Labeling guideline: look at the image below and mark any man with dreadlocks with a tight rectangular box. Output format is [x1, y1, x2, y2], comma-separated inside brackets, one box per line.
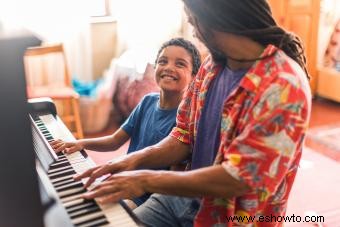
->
[73, 1, 312, 226]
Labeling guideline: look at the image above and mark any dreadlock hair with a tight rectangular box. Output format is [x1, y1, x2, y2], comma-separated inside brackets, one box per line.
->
[155, 37, 201, 76]
[183, 0, 310, 79]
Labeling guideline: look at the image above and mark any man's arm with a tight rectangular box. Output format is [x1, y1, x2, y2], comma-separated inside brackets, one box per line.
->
[145, 165, 250, 198]
[76, 135, 191, 187]
[131, 135, 191, 169]
[82, 164, 250, 202]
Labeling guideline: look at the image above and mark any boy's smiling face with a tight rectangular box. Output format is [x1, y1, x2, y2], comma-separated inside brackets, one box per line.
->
[155, 45, 193, 93]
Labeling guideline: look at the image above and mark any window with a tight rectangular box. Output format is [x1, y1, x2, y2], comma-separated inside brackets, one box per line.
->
[89, 0, 109, 17]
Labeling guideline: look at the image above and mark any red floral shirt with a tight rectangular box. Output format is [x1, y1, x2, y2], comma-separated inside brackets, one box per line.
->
[170, 45, 311, 226]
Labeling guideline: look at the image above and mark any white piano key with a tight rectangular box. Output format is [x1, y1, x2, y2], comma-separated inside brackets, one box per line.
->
[58, 187, 85, 198]
[53, 178, 75, 188]
[37, 114, 139, 226]
[50, 160, 70, 167]
[51, 175, 74, 184]
[48, 165, 73, 174]
[71, 210, 104, 226]
[55, 156, 68, 161]
[100, 203, 138, 227]
[63, 198, 86, 208]
[69, 205, 100, 219]
[60, 193, 84, 204]
[66, 201, 95, 213]
[40, 115, 74, 141]
[48, 168, 75, 178]
[76, 217, 108, 227]
[55, 181, 83, 191]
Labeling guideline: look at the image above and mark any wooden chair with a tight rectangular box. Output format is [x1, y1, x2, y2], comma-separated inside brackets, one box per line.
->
[24, 44, 83, 139]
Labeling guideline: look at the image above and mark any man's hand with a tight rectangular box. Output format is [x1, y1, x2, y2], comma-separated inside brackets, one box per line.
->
[50, 139, 84, 154]
[82, 170, 154, 204]
[74, 156, 136, 188]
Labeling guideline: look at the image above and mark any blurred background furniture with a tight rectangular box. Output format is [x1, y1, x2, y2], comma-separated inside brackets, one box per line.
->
[268, 0, 320, 94]
[317, 19, 340, 102]
[24, 44, 83, 139]
[317, 67, 340, 102]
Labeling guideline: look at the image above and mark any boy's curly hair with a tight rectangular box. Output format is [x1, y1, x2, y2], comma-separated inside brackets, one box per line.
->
[155, 37, 201, 76]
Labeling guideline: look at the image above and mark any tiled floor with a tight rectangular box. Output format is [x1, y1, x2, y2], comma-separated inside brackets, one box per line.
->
[85, 97, 340, 226]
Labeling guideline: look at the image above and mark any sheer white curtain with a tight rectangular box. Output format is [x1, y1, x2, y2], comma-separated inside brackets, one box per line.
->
[111, 0, 183, 61]
[0, 0, 93, 81]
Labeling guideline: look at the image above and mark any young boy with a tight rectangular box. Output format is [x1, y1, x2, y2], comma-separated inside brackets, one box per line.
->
[51, 37, 201, 207]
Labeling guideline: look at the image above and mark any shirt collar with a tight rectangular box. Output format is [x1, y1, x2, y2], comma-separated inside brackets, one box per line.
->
[204, 44, 279, 93]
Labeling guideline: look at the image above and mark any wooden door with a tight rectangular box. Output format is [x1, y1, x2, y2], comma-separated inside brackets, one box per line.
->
[268, 0, 320, 94]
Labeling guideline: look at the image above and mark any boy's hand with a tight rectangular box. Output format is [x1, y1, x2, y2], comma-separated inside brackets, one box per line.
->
[50, 139, 84, 154]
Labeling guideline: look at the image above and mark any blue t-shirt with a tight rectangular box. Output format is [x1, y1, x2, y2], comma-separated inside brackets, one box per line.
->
[121, 92, 178, 205]
[122, 93, 178, 153]
[191, 67, 247, 170]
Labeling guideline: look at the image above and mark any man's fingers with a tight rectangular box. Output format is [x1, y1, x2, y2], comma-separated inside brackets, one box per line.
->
[97, 192, 123, 204]
[84, 165, 112, 188]
[73, 167, 99, 181]
[83, 185, 117, 199]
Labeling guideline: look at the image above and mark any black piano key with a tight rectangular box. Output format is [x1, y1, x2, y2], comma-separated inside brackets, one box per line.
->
[56, 154, 67, 158]
[64, 198, 90, 209]
[69, 205, 101, 219]
[53, 177, 77, 188]
[48, 166, 74, 175]
[49, 168, 74, 178]
[66, 200, 97, 213]
[45, 136, 53, 141]
[50, 160, 71, 169]
[54, 157, 68, 162]
[72, 212, 107, 227]
[51, 157, 70, 162]
[49, 173, 76, 183]
[76, 217, 109, 227]
[49, 169, 74, 178]
[32, 115, 113, 226]
[53, 157, 68, 162]
[59, 187, 87, 199]
[59, 186, 86, 197]
[57, 154, 68, 159]
[50, 174, 74, 183]
[48, 165, 73, 174]
[48, 168, 75, 181]
[77, 217, 109, 227]
[49, 169, 76, 180]
[55, 181, 83, 192]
